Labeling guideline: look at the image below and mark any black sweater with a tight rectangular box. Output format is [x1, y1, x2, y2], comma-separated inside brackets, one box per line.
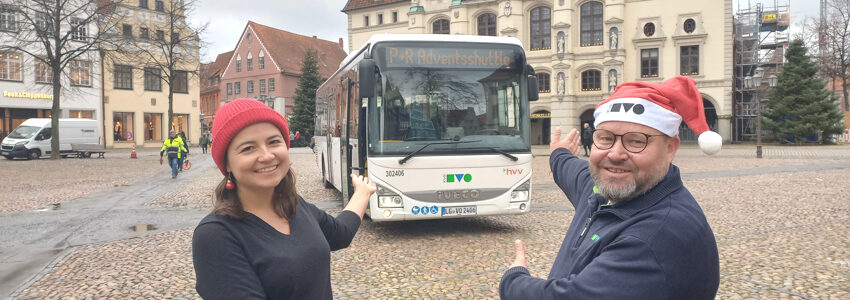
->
[192, 197, 361, 299]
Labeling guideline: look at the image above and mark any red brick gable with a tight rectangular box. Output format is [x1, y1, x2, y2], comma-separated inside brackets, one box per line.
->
[342, 0, 407, 12]
[248, 21, 346, 78]
[209, 51, 233, 77]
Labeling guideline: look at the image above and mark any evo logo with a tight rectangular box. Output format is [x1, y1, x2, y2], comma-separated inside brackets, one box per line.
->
[607, 103, 645, 115]
[444, 173, 472, 183]
[503, 168, 523, 175]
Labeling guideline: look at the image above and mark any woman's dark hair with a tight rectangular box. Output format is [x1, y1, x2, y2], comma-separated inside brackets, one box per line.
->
[213, 167, 299, 220]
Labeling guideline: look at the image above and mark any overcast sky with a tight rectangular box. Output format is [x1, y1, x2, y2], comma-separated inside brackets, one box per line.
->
[191, 0, 819, 63]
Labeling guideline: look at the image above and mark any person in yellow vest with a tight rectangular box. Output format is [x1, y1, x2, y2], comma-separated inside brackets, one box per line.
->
[160, 130, 187, 179]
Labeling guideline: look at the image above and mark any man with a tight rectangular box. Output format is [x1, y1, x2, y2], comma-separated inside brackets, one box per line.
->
[160, 130, 187, 179]
[199, 130, 211, 154]
[499, 76, 722, 299]
[176, 131, 189, 172]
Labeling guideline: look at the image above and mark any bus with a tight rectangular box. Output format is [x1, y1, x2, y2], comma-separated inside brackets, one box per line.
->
[314, 34, 539, 221]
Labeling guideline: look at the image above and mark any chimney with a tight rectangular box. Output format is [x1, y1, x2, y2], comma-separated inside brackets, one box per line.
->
[312, 35, 317, 38]
[338, 38, 343, 48]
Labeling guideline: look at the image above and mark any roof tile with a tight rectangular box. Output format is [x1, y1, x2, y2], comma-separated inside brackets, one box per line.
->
[342, 0, 407, 12]
[248, 21, 346, 78]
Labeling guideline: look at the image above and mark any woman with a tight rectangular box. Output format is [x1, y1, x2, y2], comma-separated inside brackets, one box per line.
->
[192, 98, 376, 299]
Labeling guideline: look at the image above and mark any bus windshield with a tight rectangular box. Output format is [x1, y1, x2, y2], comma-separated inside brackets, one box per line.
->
[369, 42, 529, 156]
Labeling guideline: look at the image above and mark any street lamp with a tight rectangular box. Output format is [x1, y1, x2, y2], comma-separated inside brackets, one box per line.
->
[744, 67, 777, 158]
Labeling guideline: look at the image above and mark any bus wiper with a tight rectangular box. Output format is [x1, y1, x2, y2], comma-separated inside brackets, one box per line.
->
[463, 147, 519, 161]
[398, 140, 480, 165]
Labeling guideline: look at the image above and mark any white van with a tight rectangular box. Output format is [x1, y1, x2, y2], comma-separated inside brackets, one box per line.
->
[1, 118, 100, 160]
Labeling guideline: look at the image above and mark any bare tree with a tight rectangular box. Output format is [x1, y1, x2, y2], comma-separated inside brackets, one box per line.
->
[109, 0, 206, 129]
[0, 0, 123, 159]
[806, 0, 850, 111]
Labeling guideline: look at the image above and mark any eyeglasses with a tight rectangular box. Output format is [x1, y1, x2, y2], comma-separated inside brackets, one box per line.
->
[592, 129, 667, 153]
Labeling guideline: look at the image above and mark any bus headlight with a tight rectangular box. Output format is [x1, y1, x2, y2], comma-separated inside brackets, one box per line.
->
[377, 184, 404, 208]
[510, 179, 531, 202]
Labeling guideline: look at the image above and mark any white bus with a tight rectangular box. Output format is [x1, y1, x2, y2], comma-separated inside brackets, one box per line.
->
[314, 34, 539, 221]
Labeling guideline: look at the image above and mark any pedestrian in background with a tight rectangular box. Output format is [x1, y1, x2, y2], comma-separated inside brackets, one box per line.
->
[177, 131, 189, 172]
[192, 98, 376, 299]
[199, 130, 211, 154]
[159, 130, 186, 179]
[500, 76, 722, 299]
[580, 122, 593, 157]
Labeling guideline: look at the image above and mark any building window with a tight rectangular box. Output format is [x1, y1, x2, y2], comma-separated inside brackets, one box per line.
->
[260, 79, 266, 94]
[144, 113, 162, 141]
[155, 0, 164, 11]
[680, 45, 699, 75]
[139, 0, 148, 9]
[70, 110, 94, 119]
[378, 13, 383, 25]
[113, 112, 135, 141]
[71, 18, 87, 41]
[641, 48, 659, 78]
[392, 11, 398, 23]
[684, 19, 696, 33]
[144, 67, 162, 91]
[171, 32, 179, 44]
[433, 19, 450, 34]
[247, 52, 253, 71]
[268, 78, 275, 91]
[259, 51, 264, 69]
[36, 12, 52, 36]
[70, 60, 91, 86]
[0, 5, 18, 32]
[580, 2, 603, 46]
[236, 55, 241, 72]
[234, 82, 241, 94]
[140, 27, 149, 39]
[643, 23, 656, 37]
[35, 59, 52, 84]
[0, 52, 22, 81]
[172, 114, 189, 137]
[226, 82, 232, 95]
[173, 70, 188, 93]
[247, 80, 254, 93]
[536, 72, 550, 93]
[530, 7, 551, 50]
[581, 70, 602, 91]
[364, 15, 369, 27]
[155, 30, 164, 41]
[122, 24, 132, 38]
[477, 13, 496, 36]
[114, 65, 133, 89]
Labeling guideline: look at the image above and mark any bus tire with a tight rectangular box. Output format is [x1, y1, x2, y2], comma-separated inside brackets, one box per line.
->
[28, 150, 41, 160]
[322, 161, 333, 189]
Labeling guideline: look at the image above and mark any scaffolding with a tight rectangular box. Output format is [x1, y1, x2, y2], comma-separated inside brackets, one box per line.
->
[733, 0, 790, 142]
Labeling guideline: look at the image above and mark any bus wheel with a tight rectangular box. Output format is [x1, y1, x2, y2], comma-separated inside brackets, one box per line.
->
[322, 161, 333, 188]
[28, 150, 41, 160]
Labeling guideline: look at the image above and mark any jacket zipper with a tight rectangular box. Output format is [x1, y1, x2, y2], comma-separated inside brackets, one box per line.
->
[574, 216, 593, 248]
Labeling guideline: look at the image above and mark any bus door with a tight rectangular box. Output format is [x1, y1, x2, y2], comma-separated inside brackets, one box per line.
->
[341, 78, 360, 204]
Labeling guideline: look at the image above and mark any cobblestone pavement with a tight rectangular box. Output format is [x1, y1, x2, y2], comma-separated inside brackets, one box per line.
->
[8, 144, 850, 299]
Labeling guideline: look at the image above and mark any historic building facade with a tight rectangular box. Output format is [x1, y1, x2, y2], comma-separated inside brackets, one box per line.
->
[217, 21, 347, 119]
[343, 0, 733, 144]
[102, 0, 201, 148]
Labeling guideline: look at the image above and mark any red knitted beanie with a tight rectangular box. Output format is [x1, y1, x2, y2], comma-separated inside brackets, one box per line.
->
[211, 98, 290, 175]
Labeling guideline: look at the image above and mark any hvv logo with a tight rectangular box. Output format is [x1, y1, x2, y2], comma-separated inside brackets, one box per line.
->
[443, 173, 472, 183]
[503, 168, 523, 175]
[608, 103, 645, 115]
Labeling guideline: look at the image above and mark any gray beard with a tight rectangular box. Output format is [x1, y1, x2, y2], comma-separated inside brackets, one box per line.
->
[590, 166, 667, 204]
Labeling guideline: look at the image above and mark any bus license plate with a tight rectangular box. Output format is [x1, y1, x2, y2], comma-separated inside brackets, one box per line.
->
[442, 206, 477, 217]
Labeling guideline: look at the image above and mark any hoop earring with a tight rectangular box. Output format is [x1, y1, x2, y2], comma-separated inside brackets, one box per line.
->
[225, 173, 235, 190]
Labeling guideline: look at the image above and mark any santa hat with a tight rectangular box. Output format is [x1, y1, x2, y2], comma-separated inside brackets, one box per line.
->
[593, 76, 722, 155]
[211, 98, 290, 175]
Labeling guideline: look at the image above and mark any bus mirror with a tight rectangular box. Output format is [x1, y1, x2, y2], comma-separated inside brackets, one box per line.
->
[527, 75, 539, 101]
[359, 59, 376, 98]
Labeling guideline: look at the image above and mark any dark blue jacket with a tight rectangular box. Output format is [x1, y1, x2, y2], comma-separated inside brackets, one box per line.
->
[500, 148, 719, 299]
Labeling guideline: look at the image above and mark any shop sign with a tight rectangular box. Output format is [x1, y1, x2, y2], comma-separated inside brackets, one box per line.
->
[530, 112, 551, 119]
[3, 91, 53, 100]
